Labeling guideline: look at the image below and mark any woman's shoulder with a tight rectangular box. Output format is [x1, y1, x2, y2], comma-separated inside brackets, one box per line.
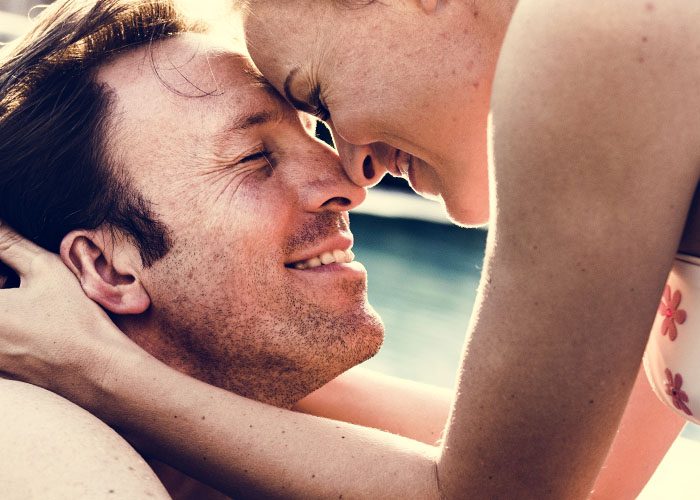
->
[513, 0, 700, 40]
[510, 0, 700, 86]
[498, 0, 700, 178]
[0, 378, 169, 499]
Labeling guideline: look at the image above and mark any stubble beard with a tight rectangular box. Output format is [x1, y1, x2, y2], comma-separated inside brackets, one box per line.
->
[147, 272, 384, 409]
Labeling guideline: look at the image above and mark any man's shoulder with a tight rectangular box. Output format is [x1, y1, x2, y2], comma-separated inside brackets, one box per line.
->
[0, 379, 169, 499]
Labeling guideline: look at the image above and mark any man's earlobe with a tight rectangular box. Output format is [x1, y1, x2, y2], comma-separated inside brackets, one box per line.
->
[59, 231, 151, 315]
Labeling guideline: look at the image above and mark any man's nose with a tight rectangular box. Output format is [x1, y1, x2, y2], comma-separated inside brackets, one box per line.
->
[333, 133, 388, 189]
[300, 145, 367, 213]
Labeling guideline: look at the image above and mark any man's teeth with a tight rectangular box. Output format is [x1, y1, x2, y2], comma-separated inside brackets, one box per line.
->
[293, 249, 355, 270]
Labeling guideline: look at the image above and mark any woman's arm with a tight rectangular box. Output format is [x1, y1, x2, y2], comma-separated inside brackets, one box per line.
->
[92, 345, 443, 498]
[296, 365, 684, 497]
[436, 1, 700, 498]
[293, 367, 452, 446]
[590, 365, 686, 499]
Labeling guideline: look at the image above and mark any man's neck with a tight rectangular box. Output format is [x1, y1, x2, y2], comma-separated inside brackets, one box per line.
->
[115, 312, 315, 408]
[116, 314, 297, 498]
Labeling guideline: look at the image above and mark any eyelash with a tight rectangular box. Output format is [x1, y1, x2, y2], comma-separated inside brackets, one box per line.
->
[309, 84, 331, 122]
[241, 149, 269, 163]
[240, 148, 275, 175]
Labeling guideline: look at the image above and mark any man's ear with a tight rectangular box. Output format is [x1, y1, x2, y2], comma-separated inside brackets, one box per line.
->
[59, 229, 151, 315]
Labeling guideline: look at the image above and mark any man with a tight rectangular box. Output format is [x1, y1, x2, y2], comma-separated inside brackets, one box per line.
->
[0, 1, 679, 498]
[0, 0, 384, 496]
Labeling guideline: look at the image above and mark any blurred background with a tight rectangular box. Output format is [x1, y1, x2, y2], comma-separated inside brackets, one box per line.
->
[0, 1, 698, 497]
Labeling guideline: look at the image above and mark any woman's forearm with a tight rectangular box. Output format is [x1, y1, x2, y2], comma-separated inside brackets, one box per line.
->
[101, 346, 440, 499]
[436, 1, 700, 498]
[293, 367, 452, 446]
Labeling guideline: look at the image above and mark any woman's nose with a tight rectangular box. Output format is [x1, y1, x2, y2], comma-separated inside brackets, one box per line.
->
[333, 134, 388, 188]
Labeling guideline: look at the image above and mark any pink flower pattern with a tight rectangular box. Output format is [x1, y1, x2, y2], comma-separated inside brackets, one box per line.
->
[664, 368, 693, 416]
[658, 285, 687, 341]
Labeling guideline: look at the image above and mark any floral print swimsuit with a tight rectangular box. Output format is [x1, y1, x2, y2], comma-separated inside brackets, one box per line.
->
[644, 254, 700, 424]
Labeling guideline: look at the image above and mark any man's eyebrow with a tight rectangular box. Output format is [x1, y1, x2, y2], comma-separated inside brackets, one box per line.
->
[212, 67, 290, 147]
[283, 67, 315, 114]
[212, 106, 285, 156]
[219, 71, 287, 134]
[230, 108, 285, 131]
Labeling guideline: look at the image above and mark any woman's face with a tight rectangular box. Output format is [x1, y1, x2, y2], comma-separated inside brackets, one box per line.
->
[242, 0, 500, 225]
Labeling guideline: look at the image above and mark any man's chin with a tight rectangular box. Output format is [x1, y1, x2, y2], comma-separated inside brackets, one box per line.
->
[306, 306, 384, 385]
[337, 307, 385, 367]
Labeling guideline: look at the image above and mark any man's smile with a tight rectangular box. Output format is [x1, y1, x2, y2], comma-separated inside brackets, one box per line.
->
[284, 233, 366, 278]
[287, 248, 355, 270]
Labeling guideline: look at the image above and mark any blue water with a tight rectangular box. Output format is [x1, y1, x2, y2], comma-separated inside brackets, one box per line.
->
[350, 213, 486, 388]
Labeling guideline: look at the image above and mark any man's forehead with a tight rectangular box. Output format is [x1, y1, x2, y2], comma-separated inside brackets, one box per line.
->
[95, 32, 291, 143]
[96, 33, 259, 95]
[94, 32, 299, 173]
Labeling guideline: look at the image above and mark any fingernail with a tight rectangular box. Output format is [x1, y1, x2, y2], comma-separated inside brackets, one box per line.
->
[362, 156, 375, 179]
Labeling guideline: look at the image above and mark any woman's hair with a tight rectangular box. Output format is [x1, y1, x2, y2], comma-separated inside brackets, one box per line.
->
[0, 0, 203, 266]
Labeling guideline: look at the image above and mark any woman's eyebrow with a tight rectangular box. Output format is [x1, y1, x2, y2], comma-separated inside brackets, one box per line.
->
[283, 67, 316, 114]
[245, 67, 284, 99]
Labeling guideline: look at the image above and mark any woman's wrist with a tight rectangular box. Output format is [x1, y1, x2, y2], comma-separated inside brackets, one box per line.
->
[60, 322, 157, 421]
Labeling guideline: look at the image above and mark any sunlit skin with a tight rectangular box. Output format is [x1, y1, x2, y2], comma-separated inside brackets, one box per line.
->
[2, 1, 700, 498]
[239, 0, 700, 496]
[242, 0, 510, 225]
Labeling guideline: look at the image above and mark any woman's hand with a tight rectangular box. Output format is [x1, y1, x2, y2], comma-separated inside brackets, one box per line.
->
[0, 221, 141, 410]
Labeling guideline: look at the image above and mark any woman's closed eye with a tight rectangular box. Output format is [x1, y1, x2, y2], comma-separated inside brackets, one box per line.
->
[307, 84, 330, 122]
[283, 68, 331, 122]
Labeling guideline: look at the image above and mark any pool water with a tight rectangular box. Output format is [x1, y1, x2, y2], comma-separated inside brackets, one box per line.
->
[350, 213, 485, 388]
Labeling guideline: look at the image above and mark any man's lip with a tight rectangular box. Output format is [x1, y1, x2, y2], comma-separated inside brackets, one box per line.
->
[284, 234, 354, 266]
[288, 261, 367, 275]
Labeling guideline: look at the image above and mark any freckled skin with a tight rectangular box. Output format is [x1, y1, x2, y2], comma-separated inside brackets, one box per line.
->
[97, 35, 384, 409]
[243, 0, 511, 224]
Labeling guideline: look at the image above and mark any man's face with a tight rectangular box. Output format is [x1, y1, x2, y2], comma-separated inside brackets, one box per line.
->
[97, 34, 383, 407]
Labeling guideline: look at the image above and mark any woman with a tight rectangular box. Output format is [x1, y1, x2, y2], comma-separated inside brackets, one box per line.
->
[0, 0, 697, 497]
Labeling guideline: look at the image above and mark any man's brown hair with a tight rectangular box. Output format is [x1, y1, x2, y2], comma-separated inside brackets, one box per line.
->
[0, 0, 203, 277]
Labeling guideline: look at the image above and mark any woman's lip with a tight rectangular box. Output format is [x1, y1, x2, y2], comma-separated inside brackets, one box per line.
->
[407, 161, 418, 190]
[391, 149, 412, 178]
[405, 157, 440, 197]
[387, 150, 402, 176]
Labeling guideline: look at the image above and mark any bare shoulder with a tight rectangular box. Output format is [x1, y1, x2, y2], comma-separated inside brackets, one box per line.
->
[0, 379, 169, 499]
[503, 0, 700, 145]
[492, 0, 700, 240]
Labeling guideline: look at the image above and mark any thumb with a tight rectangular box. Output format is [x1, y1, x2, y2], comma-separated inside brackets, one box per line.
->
[0, 220, 45, 279]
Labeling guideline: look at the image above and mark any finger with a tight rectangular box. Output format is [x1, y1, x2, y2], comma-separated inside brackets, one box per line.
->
[0, 220, 44, 278]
